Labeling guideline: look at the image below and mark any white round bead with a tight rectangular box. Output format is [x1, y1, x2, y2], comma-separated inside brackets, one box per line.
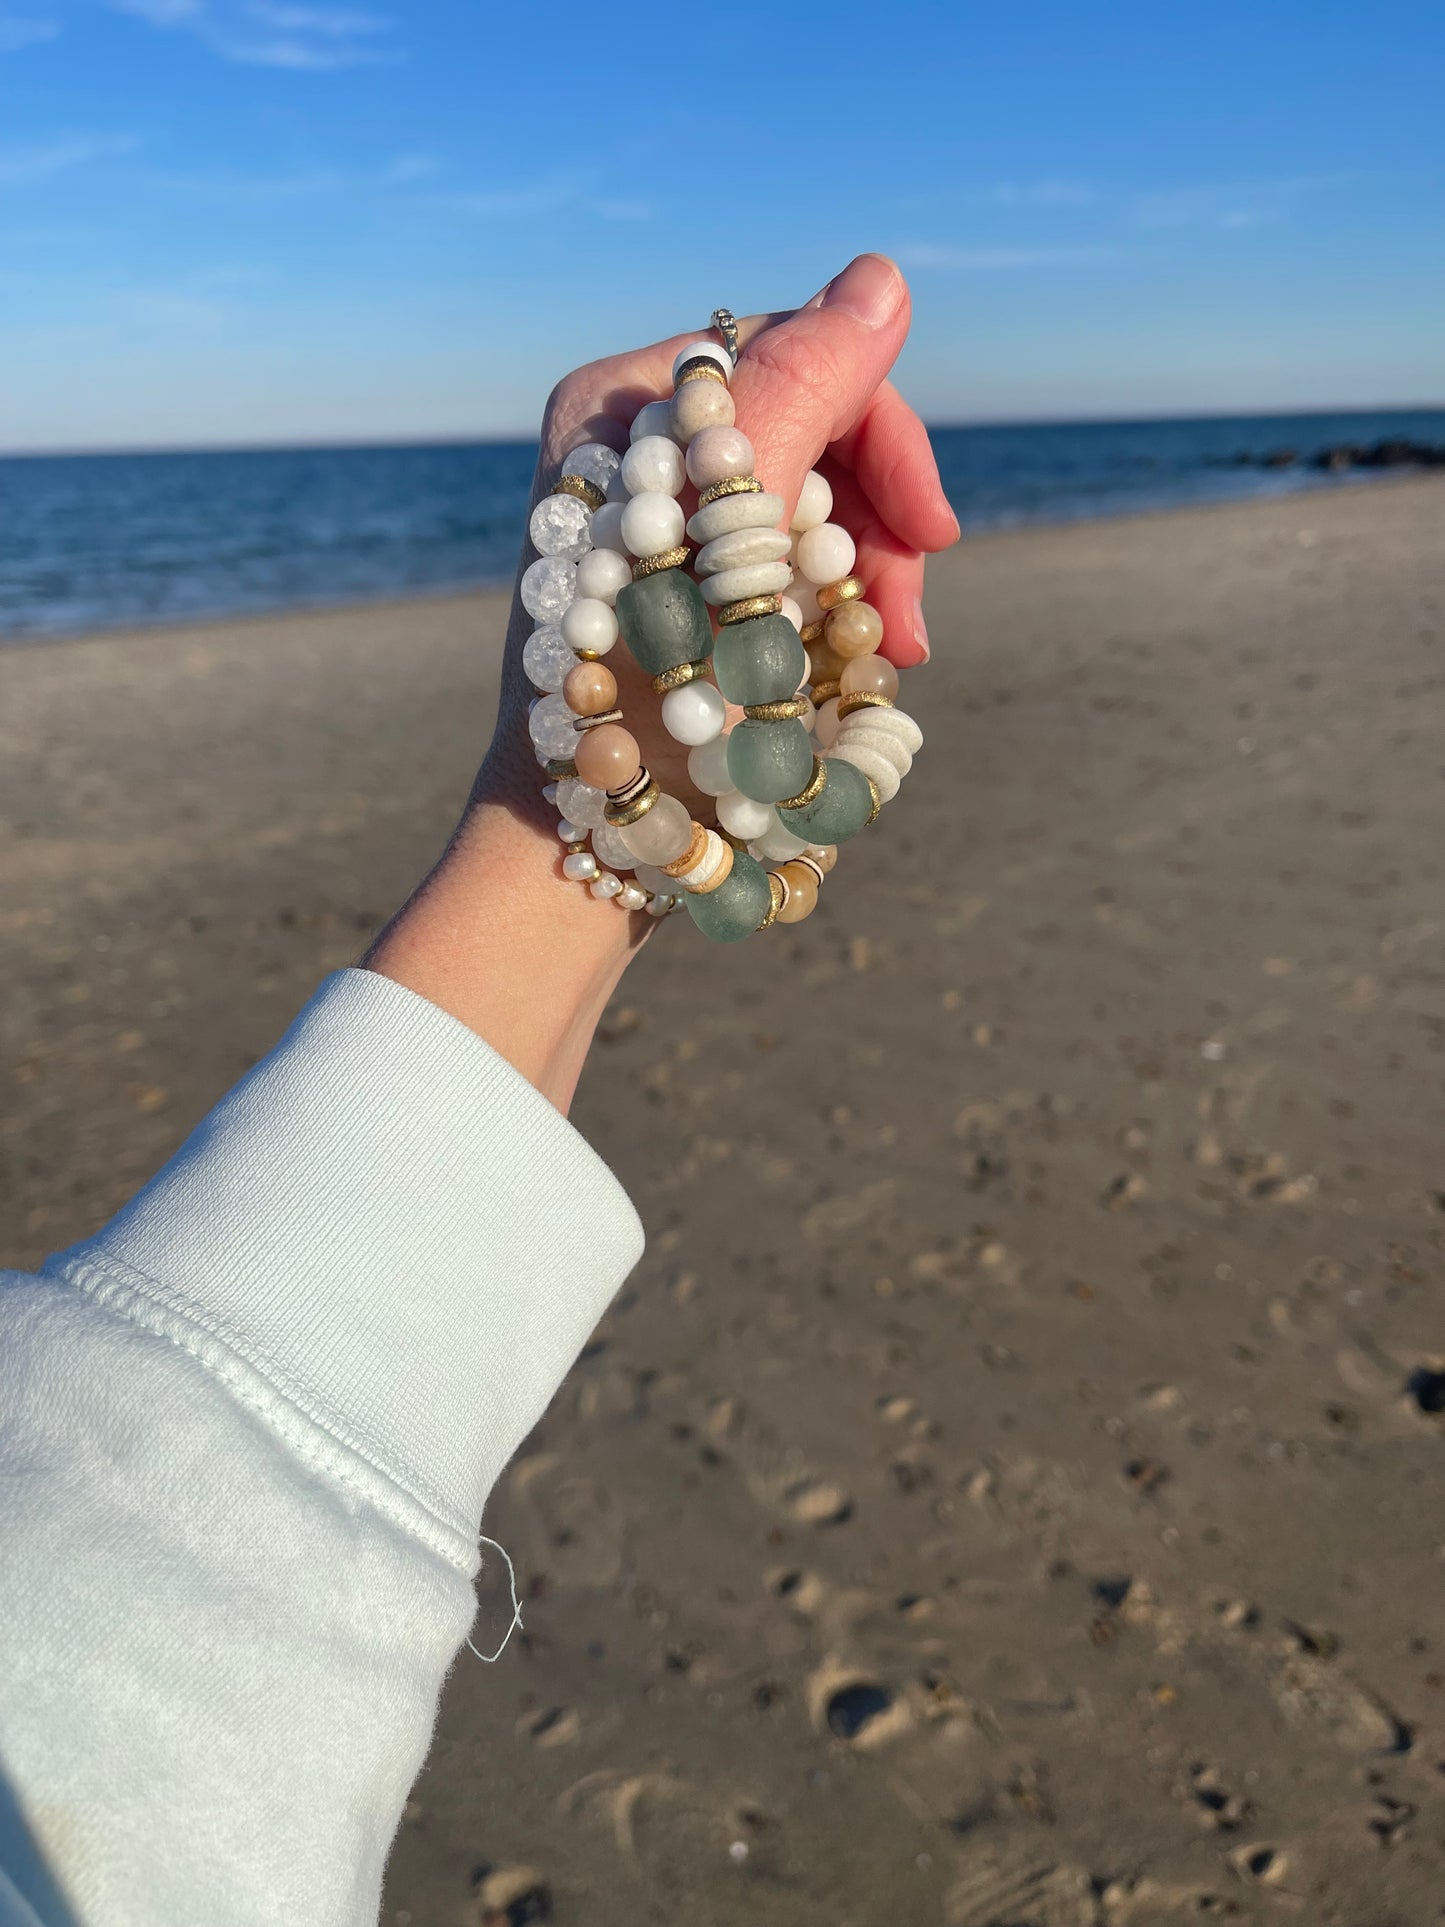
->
[671, 339, 732, 384]
[751, 817, 810, 862]
[796, 695, 818, 733]
[631, 398, 684, 445]
[574, 547, 632, 606]
[562, 850, 598, 882]
[520, 555, 576, 622]
[699, 560, 792, 606]
[560, 596, 618, 656]
[687, 735, 734, 796]
[797, 522, 856, 585]
[556, 817, 581, 843]
[621, 435, 686, 499]
[529, 493, 592, 560]
[792, 580, 824, 624]
[589, 502, 630, 555]
[618, 881, 648, 912]
[521, 623, 574, 692]
[814, 697, 842, 748]
[686, 492, 786, 546]
[604, 464, 630, 504]
[630, 862, 673, 896]
[560, 442, 622, 491]
[556, 776, 608, 829]
[589, 822, 635, 871]
[832, 741, 900, 802]
[527, 692, 578, 760]
[660, 680, 727, 746]
[780, 596, 804, 632]
[790, 470, 834, 532]
[590, 871, 624, 899]
[620, 491, 686, 559]
[715, 790, 775, 840]
[694, 526, 792, 577]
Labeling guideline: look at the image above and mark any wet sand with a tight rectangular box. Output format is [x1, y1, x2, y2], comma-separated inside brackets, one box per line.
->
[3, 478, 1444, 1924]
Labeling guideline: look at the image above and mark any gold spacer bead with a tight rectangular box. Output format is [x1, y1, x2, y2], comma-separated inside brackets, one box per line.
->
[687, 838, 735, 895]
[661, 821, 709, 877]
[836, 691, 897, 721]
[631, 545, 691, 580]
[674, 358, 727, 388]
[863, 775, 883, 826]
[799, 620, 826, 645]
[777, 756, 828, 813]
[553, 473, 605, 511]
[743, 696, 811, 722]
[574, 646, 603, 662]
[697, 474, 762, 508]
[757, 872, 785, 931]
[810, 679, 842, 706]
[564, 841, 588, 856]
[817, 575, 866, 611]
[544, 757, 577, 780]
[651, 658, 712, 694]
[604, 780, 660, 827]
[573, 707, 625, 732]
[718, 593, 783, 626]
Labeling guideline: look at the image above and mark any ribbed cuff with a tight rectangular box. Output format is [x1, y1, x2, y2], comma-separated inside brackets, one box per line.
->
[45, 970, 643, 1553]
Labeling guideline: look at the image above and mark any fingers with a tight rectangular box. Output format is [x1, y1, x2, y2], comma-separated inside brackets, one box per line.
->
[832, 381, 959, 556]
[820, 461, 929, 669]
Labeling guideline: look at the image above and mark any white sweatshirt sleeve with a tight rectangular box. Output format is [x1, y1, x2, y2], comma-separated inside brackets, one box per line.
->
[0, 968, 644, 1927]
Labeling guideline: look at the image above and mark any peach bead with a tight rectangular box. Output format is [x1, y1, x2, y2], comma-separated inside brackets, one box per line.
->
[776, 862, 819, 924]
[824, 599, 884, 660]
[685, 424, 756, 491]
[563, 661, 618, 717]
[839, 653, 900, 699]
[574, 722, 641, 791]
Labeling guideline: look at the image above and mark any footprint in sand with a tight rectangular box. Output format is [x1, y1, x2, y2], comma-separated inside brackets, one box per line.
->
[944, 1842, 1097, 1927]
[466, 1863, 551, 1926]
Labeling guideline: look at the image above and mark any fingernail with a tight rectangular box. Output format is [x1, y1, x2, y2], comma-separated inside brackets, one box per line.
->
[822, 253, 904, 328]
[912, 597, 930, 661]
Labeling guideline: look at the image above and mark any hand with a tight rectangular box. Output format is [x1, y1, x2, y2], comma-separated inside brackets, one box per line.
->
[368, 256, 956, 1112]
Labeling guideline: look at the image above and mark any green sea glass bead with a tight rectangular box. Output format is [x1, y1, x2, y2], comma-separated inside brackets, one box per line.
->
[616, 568, 714, 678]
[711, 614, 807, 705]
[685, 849, 772, 942]
[725, 718, 815, 804]
[778, 755, 875, 844]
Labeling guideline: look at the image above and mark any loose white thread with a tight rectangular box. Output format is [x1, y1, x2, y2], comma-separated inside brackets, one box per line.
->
[467, 1534, 524, 1663]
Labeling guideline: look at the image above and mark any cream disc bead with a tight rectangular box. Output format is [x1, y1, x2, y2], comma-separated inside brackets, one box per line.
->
[790, 470, 833, 533]
[797, 522, 856, 586]
[590, 872, 624, 899]
[562, 850, 598, 882]
[670, 379, 735, 441]
[661, 680, 727, 746]
[621, 434, 687, 499]
[832, 741, 901, 802]
[837, 722, 912, 776]
[630, 398, 684, 446]
[619, 791, 694, 866]
[715, 790, 775, 840]
[694, 526, 792, 578]
[574, 547, 632, 606]
[699, 560, 792, 606]
[560, 596, 619, 656]
[672, 339, 733, 384]
[589, 501, 630, 555]
[687, 734, 734, 796]
[686, 425, 756, 491]
[686, 491, 785, 546]
[853, 706, 924, 755]
[620, 491, 686, 559]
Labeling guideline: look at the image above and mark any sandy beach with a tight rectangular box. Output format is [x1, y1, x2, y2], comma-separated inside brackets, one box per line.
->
[3, 477, 1444, 1924]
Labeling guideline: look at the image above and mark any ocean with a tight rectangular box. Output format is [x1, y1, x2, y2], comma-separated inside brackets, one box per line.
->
[1, 408, 1441, 641]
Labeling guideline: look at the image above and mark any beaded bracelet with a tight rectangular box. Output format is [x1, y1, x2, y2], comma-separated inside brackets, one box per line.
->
[521, 315, 924, 940]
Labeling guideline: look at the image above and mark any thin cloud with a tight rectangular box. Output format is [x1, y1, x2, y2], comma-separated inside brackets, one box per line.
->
[0, 134, 138, 186]
[976, 180, 1096, 208]
[382, 151, 439, 185]
[104, 0, 401, 68]
[1132, 171, 1365, 230]
[0, 13, 60, 50]
[894, 242, 1118, 270]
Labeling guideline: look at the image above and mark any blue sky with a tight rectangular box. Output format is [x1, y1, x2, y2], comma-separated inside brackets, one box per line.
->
[1, 0, 1441, 449]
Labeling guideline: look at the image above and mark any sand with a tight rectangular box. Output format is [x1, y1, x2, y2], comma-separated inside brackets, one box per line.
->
[3, 477, 1444, 1925]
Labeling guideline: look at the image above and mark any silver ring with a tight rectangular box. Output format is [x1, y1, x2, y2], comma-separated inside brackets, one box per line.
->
[710, 307, 739, 365]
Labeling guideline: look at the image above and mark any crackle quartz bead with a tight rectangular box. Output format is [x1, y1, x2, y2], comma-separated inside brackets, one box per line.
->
[615, 567, 713, 677]
[561, 596, 618, 656]
[686, 491, 786, 546]
[589, 821, 635, 871]
[778, 755, 875, 844]
[827, 600, 885, 661]
[562, 850, 598, 882]
[671, 378, 734, 441]
[520, 555, 576, 623]
[528, 692, 579, 761]
[712, 614, 807, 705]
[687, 734, 734, 797]
[685, 849, 771, 943]
[574, 722, 641, 791]
[590, 872, 624, 900]
[715, 789, 775, 840]
[840, 652, 899, 698]
[560, 442, 623, 492]
[776, 861, 820, 923]
[619, 792, 693, 866]
[631, 398, 684, 446]
[575, 547, 631, 606]
[563, 660, 617, 716]
[522, 624, 575, 692]
[672, 340, 733, 383]
[727, 718, 814, 804]
[661, 679, 727, 746]
[529, 493, 592, 561]
[686, 425, 756, 492]
[621, 435, 687, 499]
[790, 470, 833, 533]
[701, 560, 793, 606]
[556, 776, 608, 829]
[797, 522, 856, 585]
[618, 881, 648, 912]
[695, 526, 792, 578]
[620, 491, 686, 559]
[589, 502, 630, 555]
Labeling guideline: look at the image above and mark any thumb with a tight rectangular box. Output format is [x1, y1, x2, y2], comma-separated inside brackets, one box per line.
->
[730, 254, 910, 519]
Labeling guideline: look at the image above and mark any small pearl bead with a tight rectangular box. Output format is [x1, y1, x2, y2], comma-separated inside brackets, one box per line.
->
[589, 502, 630, 555]
[686, 425, 755, 491]
[672, 340, 733, 384]
[630, 399, 682, 445]
[590, 872, 625, 900]
[840, 652, 899, 699]
[645, 892, 673, 917]
[621, 435, 687, 499]
[790, 470, 834, 532]
[574, 722, 640, 790]
[620, 491, 685, 559]
[825, 599, 884, 661]
[574, 547, 632, 607]
[562, 851, 598, 882]
[715, 790, 774, 840]
[618, 881, 648, 912]
[780, 596, 804, 632]
[670, 379, 734, 441]
[561, 596, 619, 656]
[687, 734, 734, 796]
[797, 522, 856, 585]
[814, 697, 843, 748]
[555, 816, 581, 843]
[563, 660, 618, 716]
[661, 680, 727, 746]
[542, 782, 559, 805]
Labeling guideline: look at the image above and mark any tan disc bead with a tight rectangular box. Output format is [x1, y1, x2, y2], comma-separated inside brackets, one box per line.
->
[824, 599, 885, 661]
[671, 378, 735, 441]
[775, 862, 820, 924]
[839, 653, 900, 700]
[562, 660, 618, 717]
[574, 721, 641, 791]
